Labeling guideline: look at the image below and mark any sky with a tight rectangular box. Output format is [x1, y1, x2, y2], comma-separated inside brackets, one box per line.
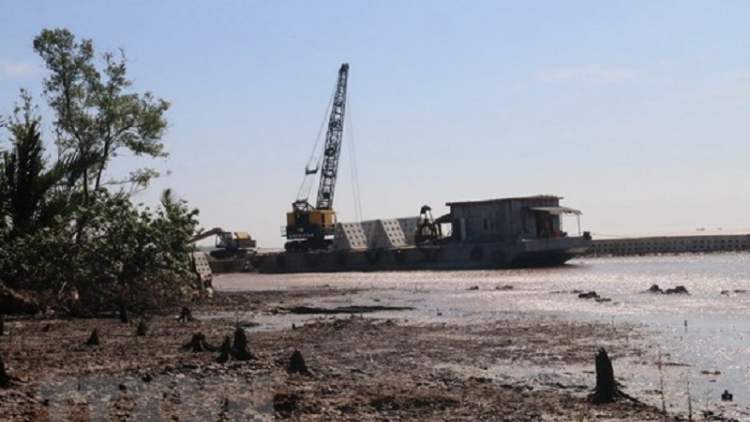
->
[2, 1, 750, 248]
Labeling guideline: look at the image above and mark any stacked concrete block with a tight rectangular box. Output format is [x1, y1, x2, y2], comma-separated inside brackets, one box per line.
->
[370, 219, 408, 249]
[397, 217, 419, 245]
[333, 222, 368, 250]
[333, 217, 420, 250]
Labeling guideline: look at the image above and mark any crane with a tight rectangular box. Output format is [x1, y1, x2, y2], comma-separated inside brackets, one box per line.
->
[284, 63, 349, 252]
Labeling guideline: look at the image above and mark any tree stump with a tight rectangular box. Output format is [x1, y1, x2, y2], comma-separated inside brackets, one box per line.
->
[86, 328, 100, 346]
[589, 348, 617, 403]
[180, 333, 217, 352]
[0, 355, 18, 388]
[216, 336, 232, 363]
[136, 321, 148, 337]
[118, 304, 129, 323]
[287, 350, 311, 376]
[178, 306, 196, 322]
[588, 347, 639, 404]
[231, 327, 256, 361]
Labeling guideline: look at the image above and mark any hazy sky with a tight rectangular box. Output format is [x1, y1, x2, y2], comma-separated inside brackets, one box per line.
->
[2, 1, 750, 248]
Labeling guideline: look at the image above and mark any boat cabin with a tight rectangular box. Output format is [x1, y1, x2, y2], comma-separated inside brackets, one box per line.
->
[445, 195, 581, 243]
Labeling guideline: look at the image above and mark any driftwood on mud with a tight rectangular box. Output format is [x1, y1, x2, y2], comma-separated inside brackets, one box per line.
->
[86, 328, 100, 346]
[287, 349, 312, 376]
[178, 306, 196, 322]
[181, 332, 217, 352]
[287, 305, 413, 315]
[588, 348, 640, 404]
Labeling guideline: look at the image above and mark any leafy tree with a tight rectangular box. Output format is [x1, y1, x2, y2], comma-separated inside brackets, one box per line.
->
[32, 28, 170, 199]
[0, 92, 87, 238]
[0, 28, 201, 315]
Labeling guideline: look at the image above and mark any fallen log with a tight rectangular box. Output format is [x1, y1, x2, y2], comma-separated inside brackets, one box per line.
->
[181, 332, 217, 352]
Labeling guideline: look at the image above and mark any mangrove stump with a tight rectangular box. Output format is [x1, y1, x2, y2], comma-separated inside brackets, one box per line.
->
[287, 349, 311, 376]
[216, 336, 232, 363]
[588, 347, 639, 404]
[136, 321, 148, 337]
[86, 328, 100, 346]
[118, 304, 129, 323]
[181, 332, 217, 352]
[0, 355, 18, 388]
[178, 306, 196, 322]
[231, 327, 256, 361]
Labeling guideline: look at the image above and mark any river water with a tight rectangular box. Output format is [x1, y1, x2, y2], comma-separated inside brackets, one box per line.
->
[215, 252, 750, 419]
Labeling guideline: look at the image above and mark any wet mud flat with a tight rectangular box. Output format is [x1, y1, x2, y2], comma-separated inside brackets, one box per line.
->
[0, 288, 672, 421]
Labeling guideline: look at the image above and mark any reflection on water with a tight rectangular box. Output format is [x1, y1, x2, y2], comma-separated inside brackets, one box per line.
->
[215, 253, 750, 417]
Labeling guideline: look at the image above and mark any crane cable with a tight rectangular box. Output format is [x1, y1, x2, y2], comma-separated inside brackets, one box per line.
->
[295, 80, 338, 203]
[346, 92, 363, 222]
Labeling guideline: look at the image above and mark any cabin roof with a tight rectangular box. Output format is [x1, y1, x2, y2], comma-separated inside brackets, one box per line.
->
[446, 195, 562, 207]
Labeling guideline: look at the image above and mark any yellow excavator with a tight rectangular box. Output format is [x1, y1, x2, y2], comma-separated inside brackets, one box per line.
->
[188, 227, 257, 260]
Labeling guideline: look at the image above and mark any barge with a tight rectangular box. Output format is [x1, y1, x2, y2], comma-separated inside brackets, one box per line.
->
[256, 195, 591, 273]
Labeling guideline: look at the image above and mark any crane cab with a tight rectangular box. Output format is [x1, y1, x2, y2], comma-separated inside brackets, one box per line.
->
[284, 208, 336, 251]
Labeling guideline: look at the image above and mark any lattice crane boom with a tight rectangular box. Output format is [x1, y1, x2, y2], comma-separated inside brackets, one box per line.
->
[315, 63, 349, 210]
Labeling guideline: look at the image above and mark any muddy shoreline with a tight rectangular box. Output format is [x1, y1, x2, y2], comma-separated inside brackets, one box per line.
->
[0, 288, 672, 421]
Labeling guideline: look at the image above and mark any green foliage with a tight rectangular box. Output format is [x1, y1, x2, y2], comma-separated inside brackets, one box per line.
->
[0, 188, 199, 312]
[33, 28, 170, 194]
[0, 28, 200, 315]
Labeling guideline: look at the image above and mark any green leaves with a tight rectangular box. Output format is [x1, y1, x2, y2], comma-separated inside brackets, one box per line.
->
[33, 28, 170, 193]
[0, 28, 198, 315]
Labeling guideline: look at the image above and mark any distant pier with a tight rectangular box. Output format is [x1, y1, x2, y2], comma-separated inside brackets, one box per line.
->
[586, 233, 750, 257]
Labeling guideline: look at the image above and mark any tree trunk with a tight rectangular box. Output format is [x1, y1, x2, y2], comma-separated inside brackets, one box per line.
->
[0, 313, 4, 336]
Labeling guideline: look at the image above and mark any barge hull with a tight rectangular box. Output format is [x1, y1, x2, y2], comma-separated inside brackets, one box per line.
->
[256, 237, 590, 273]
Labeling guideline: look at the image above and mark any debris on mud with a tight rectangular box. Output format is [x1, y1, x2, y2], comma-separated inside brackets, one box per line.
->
[286, 305, 413, 315]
